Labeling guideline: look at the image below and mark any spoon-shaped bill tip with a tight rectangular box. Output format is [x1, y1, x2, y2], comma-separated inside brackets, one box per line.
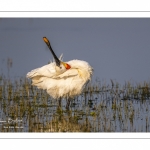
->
[43, 37, 50, 46]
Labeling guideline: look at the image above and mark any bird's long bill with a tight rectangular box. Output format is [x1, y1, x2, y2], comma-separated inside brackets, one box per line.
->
[43, 37, 61, 67]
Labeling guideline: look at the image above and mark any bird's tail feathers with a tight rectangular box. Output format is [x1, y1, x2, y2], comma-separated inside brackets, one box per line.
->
[26, 68, 40, 78]
[31, 76, 49, 90]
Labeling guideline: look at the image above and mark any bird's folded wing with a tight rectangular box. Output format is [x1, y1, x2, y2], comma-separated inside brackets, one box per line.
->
[54, 69, 78, 79]
[27, 63, 56, 78]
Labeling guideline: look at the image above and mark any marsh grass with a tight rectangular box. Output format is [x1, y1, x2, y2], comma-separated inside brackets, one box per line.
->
[0, 75, 150, 132]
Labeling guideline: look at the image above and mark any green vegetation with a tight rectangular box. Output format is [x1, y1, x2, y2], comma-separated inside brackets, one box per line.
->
[0, 75, 150, 132]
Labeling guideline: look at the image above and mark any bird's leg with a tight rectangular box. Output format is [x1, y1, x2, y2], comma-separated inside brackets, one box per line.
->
[56, 99, 63, 122]
[58, 97, 62, 108]
[66, 98, 71, 110]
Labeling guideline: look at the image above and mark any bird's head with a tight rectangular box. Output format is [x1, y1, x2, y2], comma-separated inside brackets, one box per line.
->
[43, 37, 71, 71]
[54, 61, 71, 73]
[61, 62, 71, 70]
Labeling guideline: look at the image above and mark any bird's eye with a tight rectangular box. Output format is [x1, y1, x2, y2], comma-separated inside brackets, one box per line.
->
[60, 66, 62, 69]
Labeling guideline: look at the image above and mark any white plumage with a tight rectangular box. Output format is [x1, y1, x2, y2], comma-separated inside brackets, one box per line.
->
[26, 37, 93, 100]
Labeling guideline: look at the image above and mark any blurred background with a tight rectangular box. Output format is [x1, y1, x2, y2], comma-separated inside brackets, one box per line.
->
[0, 18, 150, 84]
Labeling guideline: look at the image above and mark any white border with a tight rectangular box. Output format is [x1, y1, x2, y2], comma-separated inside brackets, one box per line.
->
[0, 133, 150, 139]
[0, 12, 150, 18]
[0, 0, 150, 11]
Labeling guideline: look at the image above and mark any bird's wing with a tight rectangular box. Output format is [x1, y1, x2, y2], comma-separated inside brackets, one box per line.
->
[27, 63, 56, 78]
[54, 69, 78, 79]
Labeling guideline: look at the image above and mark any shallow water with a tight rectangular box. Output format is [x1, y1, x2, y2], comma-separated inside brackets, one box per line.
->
[0, 77, 150, 132]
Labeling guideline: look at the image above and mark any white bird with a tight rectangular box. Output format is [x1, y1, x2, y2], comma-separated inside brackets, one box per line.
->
[27, 37, 93, 108]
